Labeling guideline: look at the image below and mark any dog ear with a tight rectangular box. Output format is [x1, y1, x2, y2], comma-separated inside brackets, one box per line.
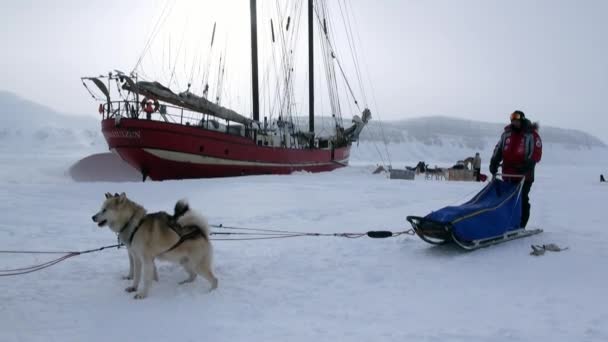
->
[105, 192, 112, 199]
[118, 192, 126, 203]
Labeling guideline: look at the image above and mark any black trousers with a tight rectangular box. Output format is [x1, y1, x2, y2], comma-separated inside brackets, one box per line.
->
[520, 181, 533, 228]
[474, 167, 481, 181]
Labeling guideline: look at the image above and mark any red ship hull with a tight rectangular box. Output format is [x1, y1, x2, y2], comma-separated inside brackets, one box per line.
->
[101, 119, 351, 180]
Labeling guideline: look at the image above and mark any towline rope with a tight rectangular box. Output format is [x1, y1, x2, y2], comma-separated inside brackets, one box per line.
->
[0, 225, 414, 276]
[0, 244, 122, 277]
[209, 224, 415, 240]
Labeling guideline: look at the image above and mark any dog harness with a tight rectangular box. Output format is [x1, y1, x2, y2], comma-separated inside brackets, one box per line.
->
[118, 212, 206, 251]
[164, 225, 206, 253]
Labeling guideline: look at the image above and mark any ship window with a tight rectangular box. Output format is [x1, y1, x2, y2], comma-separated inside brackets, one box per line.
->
[224, 149, 229, 155]
[199, 146, 205, 152]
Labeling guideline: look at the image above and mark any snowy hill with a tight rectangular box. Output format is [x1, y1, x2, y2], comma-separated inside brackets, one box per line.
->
[0, 91, 108, 183]
[0, 90, 105, 152]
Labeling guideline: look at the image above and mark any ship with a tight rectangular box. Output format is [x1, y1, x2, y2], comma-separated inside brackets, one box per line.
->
[82, 0, 371, 181]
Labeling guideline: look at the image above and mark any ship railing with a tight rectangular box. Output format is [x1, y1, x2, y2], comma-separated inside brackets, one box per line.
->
[100, 100, 248, 137]
[99, 101, 316, 148]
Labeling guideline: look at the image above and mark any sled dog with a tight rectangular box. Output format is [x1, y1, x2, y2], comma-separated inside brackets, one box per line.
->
[92, 193, 218, 299]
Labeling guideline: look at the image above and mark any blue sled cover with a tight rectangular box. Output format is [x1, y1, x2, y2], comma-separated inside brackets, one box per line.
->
[425, 179, 523, 241]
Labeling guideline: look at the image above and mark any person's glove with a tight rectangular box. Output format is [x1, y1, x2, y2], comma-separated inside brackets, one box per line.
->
[489, 162, 498, 176]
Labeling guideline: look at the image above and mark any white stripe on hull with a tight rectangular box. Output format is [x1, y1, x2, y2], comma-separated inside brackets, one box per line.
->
[143, 148, 349, 168]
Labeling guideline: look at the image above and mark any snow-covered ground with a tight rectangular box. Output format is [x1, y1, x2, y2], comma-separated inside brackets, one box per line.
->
[1, 136, 607, 342]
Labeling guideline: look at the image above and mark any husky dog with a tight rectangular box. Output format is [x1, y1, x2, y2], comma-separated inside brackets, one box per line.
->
[92, 193, 218, 299]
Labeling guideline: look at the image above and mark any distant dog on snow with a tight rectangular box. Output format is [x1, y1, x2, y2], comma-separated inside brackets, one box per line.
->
[92, 193, 217, 299]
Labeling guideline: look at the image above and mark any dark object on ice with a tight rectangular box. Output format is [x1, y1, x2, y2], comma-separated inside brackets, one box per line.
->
[406, 177, 542, 250]
[406, 161, 426, 173]
[601, 174, 606, 182]
[530, 243, 569, 256]
[372, 165, 387, 174]
[530, 244, 546, 256]
[473, 152, 482, 181]
[451, 162, 465, 170]
[389, 168, 415, 180]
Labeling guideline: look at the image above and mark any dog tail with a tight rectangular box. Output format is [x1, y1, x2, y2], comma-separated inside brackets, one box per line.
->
[173, 200, 190, 220]
[174, 200, 210, 240]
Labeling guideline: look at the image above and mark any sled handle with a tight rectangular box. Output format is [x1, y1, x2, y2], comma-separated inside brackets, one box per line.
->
[494, 163, 526, 180]
[497, 173, 525, 178]
[494, 173, 526, 183]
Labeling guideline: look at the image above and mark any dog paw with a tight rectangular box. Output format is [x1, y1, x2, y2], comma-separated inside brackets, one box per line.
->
[134, 293, 147, 300]
[178, 279, 194, 285]
[125, 286, 137, 293]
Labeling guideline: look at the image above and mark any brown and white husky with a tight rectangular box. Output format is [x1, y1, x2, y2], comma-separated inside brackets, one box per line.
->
[92, 193, 217, 299]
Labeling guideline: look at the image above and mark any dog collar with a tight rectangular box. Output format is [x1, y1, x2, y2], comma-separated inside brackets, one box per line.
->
[117, 213, 144, 246]
[127, 218, 144, 245]
[117, 215, 135, 235]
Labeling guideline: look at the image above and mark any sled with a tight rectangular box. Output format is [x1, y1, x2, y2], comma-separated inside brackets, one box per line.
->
[406, 176, 542, 250]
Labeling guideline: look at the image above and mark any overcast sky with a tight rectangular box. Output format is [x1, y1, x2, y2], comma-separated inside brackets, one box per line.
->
[1, 0, 607, 141]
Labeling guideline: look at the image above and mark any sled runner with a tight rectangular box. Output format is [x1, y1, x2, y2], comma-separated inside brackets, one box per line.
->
[406, 176, 542, 250]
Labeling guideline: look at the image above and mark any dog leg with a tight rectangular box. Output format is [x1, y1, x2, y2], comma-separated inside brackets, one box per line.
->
[123, 251, 134, 280]
[153, 261, 159, 282]
[179, 260, 197, 285]
[125, 257, 141, 293]
[195, 260, 218, 291]
[132, 257, 158, 281]
[134, 257, 155, 299]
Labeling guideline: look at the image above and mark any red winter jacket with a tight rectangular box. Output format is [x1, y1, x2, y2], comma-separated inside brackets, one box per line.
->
[490, 120, 542, 182]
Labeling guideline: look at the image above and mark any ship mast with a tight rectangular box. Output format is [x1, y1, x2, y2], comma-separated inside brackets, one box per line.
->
[250, 0, 260, 122]
[308, 0, 314, 137]
[250, 0, 315, 138]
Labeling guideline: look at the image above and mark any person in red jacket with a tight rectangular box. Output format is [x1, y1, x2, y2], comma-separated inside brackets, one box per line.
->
[489, 110, 542, 228]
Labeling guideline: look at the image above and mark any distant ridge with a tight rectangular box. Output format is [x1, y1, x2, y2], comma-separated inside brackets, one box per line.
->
[359, 116, 606, 149]
[292, 114, 605, 150]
